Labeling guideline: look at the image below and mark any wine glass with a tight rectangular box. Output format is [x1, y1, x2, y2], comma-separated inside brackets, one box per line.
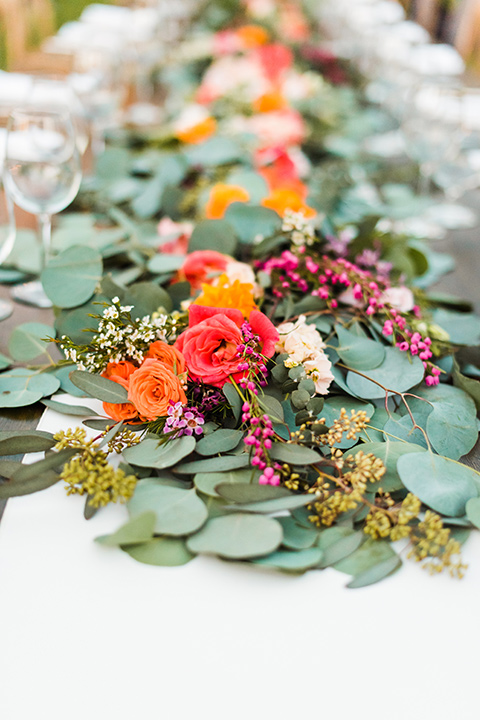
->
[0, 130, 15, 320]
[3, 108, 82, 308]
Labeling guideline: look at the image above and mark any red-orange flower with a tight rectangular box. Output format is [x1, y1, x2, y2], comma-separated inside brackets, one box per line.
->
[175, 305, 278, 388]
[253, 90, 288, 114]
[205, 183, 250, 219]
[179, 250, 230, 290]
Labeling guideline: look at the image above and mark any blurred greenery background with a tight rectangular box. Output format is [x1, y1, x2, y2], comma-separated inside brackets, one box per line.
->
[52, 0, 112, 28]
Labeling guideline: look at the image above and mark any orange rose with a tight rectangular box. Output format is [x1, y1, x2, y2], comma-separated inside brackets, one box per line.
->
[176, 116, 217, 144]
[102, 375, 140, 424]
[236, 25, 270, 48]
[261, 187, 316, 218]
[102, 361, 137, 381]
[253, 90, 287, 114]
[205, 184, 250, 219]
[128, 359, 187, 421]
[146, 341, 186, 375]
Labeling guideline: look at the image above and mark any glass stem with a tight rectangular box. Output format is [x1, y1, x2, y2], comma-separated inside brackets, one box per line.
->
[38, 212, 52, 271]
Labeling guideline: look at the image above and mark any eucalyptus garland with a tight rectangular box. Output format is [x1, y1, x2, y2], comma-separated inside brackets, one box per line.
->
[1, 0, 480, 588]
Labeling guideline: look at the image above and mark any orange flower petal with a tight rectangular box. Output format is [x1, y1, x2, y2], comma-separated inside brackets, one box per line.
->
[205, 183, 250, 219]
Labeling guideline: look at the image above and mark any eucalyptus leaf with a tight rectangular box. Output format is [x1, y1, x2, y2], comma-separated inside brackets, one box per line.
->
[359, 440, 425, 491]
[0, 433, 56, 456]
[347, 555, 402, 588]
[128, 480, 207, 536]
[223, 381, 241, 422]
[279, 517, 318, 550]
[8, 322, 55, 361]
[123, 537, 195, 566]
[196, 429, 244, 456]
[41, 246, 103, 309]
[465, 497, 480, 529]
[69, 371, 129, 403]
[346, 347, 425, 399]
[335, 323, 385, 370]
[188, 219, 237, 256]
[41, 399, 100, 417]
[224, 203, 281, 244]
[174, 454, 250, 474]
[397, 452, 480, 517]
[253, 546, 324, 572]
[186, 513, 283, 559]
[123, 436, 196, 469]
[227, 493, 315, 514]
[215, 483, 290, 503]
[268, 442, 320, 465]
[194, 468, 258, 497]
[317, 529, 365, 568]
[95, 511, 156, 546]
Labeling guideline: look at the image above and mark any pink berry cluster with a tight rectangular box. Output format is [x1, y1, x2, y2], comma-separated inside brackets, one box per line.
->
[242, 402, 281, 485]
[382, 315, 440, 386]
[259, 250, 389, 315]
[236, 321, 269, 390]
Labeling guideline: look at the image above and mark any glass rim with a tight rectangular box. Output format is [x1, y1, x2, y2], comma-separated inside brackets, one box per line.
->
[7, 106, 74, 124]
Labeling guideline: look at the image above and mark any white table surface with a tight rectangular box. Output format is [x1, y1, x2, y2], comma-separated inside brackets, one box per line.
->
[1, 402, 479, 720]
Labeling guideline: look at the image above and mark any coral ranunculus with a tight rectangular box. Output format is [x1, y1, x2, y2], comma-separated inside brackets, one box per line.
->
[174, 105, 217, 144]
[128, 359, 187, 421]
[194, 274, 258, 317]
[146, 341, 186, 375]
[253, 90, 287, 113]
[180, 250, 230, 290]
[175, 305, 278, 387]
[205, 183, 250, 219]
[261, 186, 317, 218]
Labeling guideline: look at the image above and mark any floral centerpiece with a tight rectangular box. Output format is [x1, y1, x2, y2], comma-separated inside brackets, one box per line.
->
[1, 0, 479, 587]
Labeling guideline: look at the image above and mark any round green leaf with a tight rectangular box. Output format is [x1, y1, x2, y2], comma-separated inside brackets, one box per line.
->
[422, 385, 478, 460]
[347, 555, 402, 588]
[279, 517, 318, 550]
[123, 537, 194, 566]
[194, 468, 258, 497]
[124, 436, 196, 470]
[196, 429, 244, 456]
[465, 497, 480, 529]
[8, 322, 55, 361]
[174, 454, 250, 474]
[397, 452, 480, 517]
[128, 481, 207, 536]
[123, 282, 173, 316]
[253, 547, 324, 571]
[188, 219, 237, 256]
[268, 442, 320, 465]
[41, 246, 103, 308]
[346, 347, 425, 399]
[0, 369, 60, 407]
[147, 253, 186, 274]
[95, 511, 156, 547]
[335, 324, 385, 371]
[224, 203, 281, 243]
[187, 513, 283, 559]
[359, 440, 426, 491]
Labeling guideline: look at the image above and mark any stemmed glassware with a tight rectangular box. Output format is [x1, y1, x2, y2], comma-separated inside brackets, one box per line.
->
[0, 153, 15, 321]
[3, 108, 82, 308]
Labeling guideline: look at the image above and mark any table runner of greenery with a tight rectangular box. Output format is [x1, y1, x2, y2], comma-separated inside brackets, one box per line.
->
[1, 0, 480, 587]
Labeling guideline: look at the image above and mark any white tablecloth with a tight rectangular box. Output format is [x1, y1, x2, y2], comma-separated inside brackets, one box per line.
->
[1, 403, 479, 720]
